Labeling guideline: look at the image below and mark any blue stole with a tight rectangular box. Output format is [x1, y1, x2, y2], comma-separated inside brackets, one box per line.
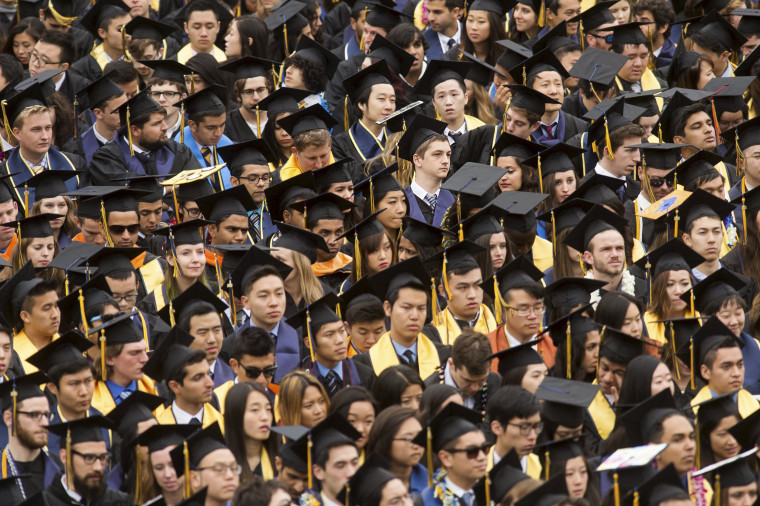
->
[740, 331, 760, 396]
[106, 462, 123, 492]
[348, 121, 386, 162]
[404, 186, 455, 228]
[58, 233, 73, 249]
[248, 205, 277, 243]
[213, 357, 235, 388]
[79, 126, 102, 164]
[419, 486, 444, 506]
[530, 111, 566, 147]
[344, 36, 362, 59]
[174, 126, 233, 190]
[113, 134, 175, 176]
[6, 147, 78, 209]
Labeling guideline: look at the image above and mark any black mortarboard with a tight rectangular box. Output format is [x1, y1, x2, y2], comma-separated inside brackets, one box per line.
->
[312, 159, 353, 190]
[0, 372, 48, 412]
[622, 90, 661, 117]
[506, 84, 559, 117]
[338, 454, 397, 506]
[693, 448, 757, 488]
[468, 0, 515, 15]
[695, 10, 747, 52]
[368, 35, 416, 77]
[57, 274, 114, 329]
[157, 281, 228, 327]
[544, 306, 602, 379]
[573, 1, 616, 33]
[508, 48, 569, 85]
[290, 413, 361, 476]
[441, 162, 507, 217]
[287, 293, 342, 361]
[21, 170, 80, 205]
[496, 40, 533, 72]
[27, 330, 92, 375]
[587, 99, 641, 148]
[729, 406, 760, 449]
[137, 424, 200, 455]
[343, 60, 392, 105]
[295, 36, 340, 77]
[47, 416, 113, 445]
[114, 86, 162, 126]
[514, 472, 568, 506]
[721, 115, 760, 154]
[214, 244, 250, 275]
[682, 268, 747, 314]
[2, 213, 59, 239]
[401, 216, 449, 250]
[89, 310, 145, 351]
[290, 193, 356, 225]
[171, 177, 215, 204]
[256, 87, 311, 117]
[0, 173, 17, 204]
[368, 257, 432, 302]
[569, 47, 627, 88]
[277, 104, 338, 138]
[543, 276, 606, 309]
[609, 21, 651, 46]
[492, 132, 544, 160]
[48, 242, 102, 274]
[652, 90, 704, 143]
[14, 71, 62, 95]
[1, 83, 46, 130]
[487, 338, 544, 376]
[458, 205, 507, 242]
[217, 139, 278, 170]
[265, 172, 316, 223]
[460, 50, 507, 87]
[522, 142, 585, 185]
[139, 60, 195, 85]
[413, 60, 473, 96]
[704, 76, 755, 115]
[475, 449, 529, 505]
[662, 188, 735, 233]
[731, 184, 760, 218]
[536, 198, 596, 237]
[563, 204, 628, 253]
[229, 245, 292, 299]
[263, 1, 308, 34]
[365, 0, 411, 29]
[627, 143, 682, 170]
[618, 388, 679, 445]
[531, 21, 575, 54]
[426, 241, 486, 291]
[737, 8, 760, 35]
[272, 221, 329, 263]
[66, 187, 147, 219]
[84, 246, 143, 276]
[483, 254, 543, 301]
[537, 376, 599, 427]
[534, 436, 585, 476]
[337, 277, 383, 317]
[152, 219, 207, 248]
[687, 315, 741, 367]
[195, 185, 256, 222]
[667, 51, 703, 85]
[176, 85, 225, 117]
[218, 56, 278, 82]
[583, 97, 646, 125]
[115, 174, 165, 203]
[694, 389, 740, 429]
[124, 16, 176, 41]
[78, 0, 129, 36]
[143, 326, 197, 382]
[633, 238, 705, 278]
[0, 262, 44, 328]
[599, 326, 648, 363]
[340, 208, 386, 244]
[623, 464, 685, 506]
[353, 163, 403, 213]
[412, 402, 481, 451]
[396, 115, 448, 161]
[491, 190, 547, 233]
[76, 72, 124, 112]
[169, 422, 228, 477]
[45, 0, 78, 25]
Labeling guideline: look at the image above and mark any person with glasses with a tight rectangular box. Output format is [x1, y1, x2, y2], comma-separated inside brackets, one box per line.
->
[215, 327, 277, 410]
[416, 403, 488, 506]
[218, 56, 276, 143]
[725, 118, 760, 234]
[28, 30, 89, 106]
[169, 177, 215, 225]
[0, 372, 62, 502]
[45, 416, 128, 506]
[141, 60, 192, 140]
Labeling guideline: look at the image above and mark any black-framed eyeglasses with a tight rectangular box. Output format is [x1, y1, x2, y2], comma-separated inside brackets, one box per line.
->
[109, 223, 140, 234]
[649, 177, 674, 188]
[241, 87, 269, 97]
[17, 410, 52, 422]
[242, 364, 278, 380]
[72, 450, 111, 465]
[182, 206, 202, 218]
[149, 91, 179, 100]
[444, 443, 490, 459]
[237, 174, 271, 185]
[111, 293, 139, 303]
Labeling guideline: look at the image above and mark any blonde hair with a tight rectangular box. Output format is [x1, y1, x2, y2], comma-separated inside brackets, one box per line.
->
[466, 82, 498, 125]
[378, 131, 413, 187]
[291, 249, 323, 305]
[13, 105, 49, 130]
[277, 370, 330, 425]
[31, 197, 78, 239]
[163, 248, 210, 301]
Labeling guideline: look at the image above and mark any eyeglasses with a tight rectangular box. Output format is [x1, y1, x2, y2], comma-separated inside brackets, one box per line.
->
[506, 304, 545, 317]
[237, 174, 271, 185]
[444, 443, 490, 459]
[182, 206, 203, 218]
[242, 364, 278, 380]
[111, 293, 139, 303]
[17, 410, 53, 422]
[507, 421, 544, 436]
[590, 33, 614, 44]
[109, 223, 140, 235]
[72, 450, 111, 465]
[393, 437, 422, 447]
[196, 463, 242, 476]
[150, 90, 180, 100]
[29, 50, 61, 66]
[649, 177, 674, 188]
[241, 87, 269, 97]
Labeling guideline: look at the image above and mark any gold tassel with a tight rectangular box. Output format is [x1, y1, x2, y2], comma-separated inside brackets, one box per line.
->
[73, 96, 79, 139]
[566, 319, 572, 379]
[589, 83, 601, 104]
[737, 130, 745, 176]
[228, 280, 237, 326]
[711, 97, 722, 145]
[23, 185, 28, 218]
[646, 27, 656, 71]
[604, 114, 614, 160]
[306, 310, 316, 363]
[134, 446, 142, 503]
[715, 473, 720, 506]
[633, 491, 640, 506]
[180, 103, 185, 143]
[456, 194, 461, 224]
[579, 253, 586, 276]
[689, 337, 695, 390]
[426, 427, 433, 487]
[126, 107, 134, 156]
[551, 209, 557, 256]
[743, 196, 748, 244]
[169, 301, 176, 327]
[256, 107, 261, 137]
[101, 201, 113, 247]
[431, 277, 440, 327]
[369, 179, 375, 213]
[344, 485, 350, 506]
[669, 322, 680, 380]
[0, 100, 13, 142]
[545, 451, 550, 480]
[66, 428, 73, 489]
[78, 289, 88, 336]
[435, 108, 441, 120]
[642, 154, 655, 202]
[183, 441, 191, 498]
[442, 253, 452, 299]
[100, 330, 106, 381]
[493, 276, 503, 325]
[485, 471, 490, 506]
[11, 381, 16, 437]
[121, 26, 132, 62]
[613, 473, 620, 506]
[522, 65, 527, 86]
[579, 21, 585, 50]
[538, 154, 543, 193]
[283, 22, 289, 56]
[458, 223, 463, 242]
[538, 0, 544, 27]
[307, 434, 313, 489]
[355, 234, 361, 279]
[344, 96, 350, 131]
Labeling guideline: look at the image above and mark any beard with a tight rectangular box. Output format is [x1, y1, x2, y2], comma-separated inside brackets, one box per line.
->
[73, 470, 105, 502]
[16, 423, 46, 450]
[140, 136, 168, 151]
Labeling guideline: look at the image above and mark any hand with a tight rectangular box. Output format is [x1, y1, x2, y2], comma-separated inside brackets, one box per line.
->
[493, 85, 511, 112]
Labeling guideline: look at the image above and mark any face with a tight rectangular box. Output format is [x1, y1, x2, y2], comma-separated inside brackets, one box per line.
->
[414, 140, 451, 181]
[432, 79, 468, 124]
[185, 10, 220, 52]
[277, 463, 308, 500]
[559, 50, 581, 88]
[702, 346, 744, 394]
[489, 232, 508, 270]
[390, 417, 424, 467]
[682, 216, 723, 262]
[696, 60, 717, 90]
[192, 449, 239, 503]
[380, 479, 413, 506]
[301, 386, 327, 427]
[620, 302, 643, 339]
[742, 34, 760, 57]
[400, 384, 423, 411]
[362, 23, 387, 50]
[376, 191, 406, 231]
[513, 2, 537, 32]
[106, 273, 139, 312]
[151, 446, 181, 494]
[727, 483, 759, 506]
[465, 10, 490, 43]
[607, 140, 640, 178]
[150, 83, 183, 118]
[0, 200, 18, 243]
[710, 415, 740, 461]
[609, 0, 630, 23]
[188, 311, 223, 363]
[28, 40, 62, 77]
[314, 445, 360, 499]
[531, 71, 563, 110]
[108, 340, 149, 382]
[397, 236, 418, 262]
[312, 219, 345, 259]
[700, 177, 726, 199]
[585, 230, 625, 278]
[14, 111, 52, 157]
[273, 113, 293, 149]
[655, 415, 696, 475]
[347, 317, 385, 352]
[9, 396, 49, 449]
[651, 362, 675, 396]
[312, 320, 348, 366]
[68, 440, 109, 499]
[284, 64, 305, 89]
[244, 390, 273, 442]
[618, 44, 650, 83]
[446, 268, 484, 322]
[99, 15, 131, 53]
[294, 142, 332, 172]
[240, 76, 270, 112]
[365, 233, 393, 274]
[22, 290, 60, 337]
[450, 361, 489, 398]
[360, 84, 396, 124]
[553, 169, 577, 202]
[0, 332, 10, 377]
[582, 331, 600, 374]
[243, 275, 286, 330]
[225, 20, 243, 58]
[189, 113, 226, 148]
[134, 112, 169, 150]
[13, 32, 36, 66]
[108, 210, 140, 247]
[426, 0, 458, 33]
[504, 108, 536, 138]
[137, 200, 163, 236]
[504, 289, 543, 340]
[521, 363, 548, 393]
[211, 214, 249, 245]
[53, 368, 94, 416]
[439, 430, 487, 483]
[232, 164, 270, 205]
[715, 300, 746, 337]
[386, 287, 427, 342]
[598, 356, 626, 396]
[661, 270, 691, 314]
[346, 401, 375, 449]
[26, 237, 55, 268]
[171, 242, 206, 280]
[405, 37, 425, 74]
[173, 360, 214, 405]
[565, 456, 588, 499]
[676, 111, 716, 151]
[496, 157, 523, 192]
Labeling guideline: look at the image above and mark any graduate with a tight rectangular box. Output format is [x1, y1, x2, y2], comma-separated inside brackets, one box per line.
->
[397, 216, 449, 262]
[69, 0, 132, 82]
[277, 105, 338, 182]
[217, 56, 278, 142]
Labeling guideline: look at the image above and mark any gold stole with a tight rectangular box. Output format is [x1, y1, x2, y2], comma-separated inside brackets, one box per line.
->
[691, 387, 760, 418]
[90, 44, 113, 71]
[588, 388, 615, 440]
[260, 447, 274, 480]
[532, 238, 554, 272]
[368, 332, 441, 379]
[435, 305, 496, 346]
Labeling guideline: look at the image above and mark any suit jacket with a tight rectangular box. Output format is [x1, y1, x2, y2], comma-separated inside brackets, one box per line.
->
[423, 26, 463, 61]
[561, 90, 588, 119]
[305, 357, 377, 396]
[530, 111, 589, 147]
[225, 107, 258, 143]
[404, 186, 455, 227]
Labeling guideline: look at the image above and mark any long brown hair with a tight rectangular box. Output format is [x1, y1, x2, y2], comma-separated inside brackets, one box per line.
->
[10, 236, 64, 287]
[740, 210, 760, 283]
[31, 197, 78, 242]
[648, 270, 693, 320]
[277, 370, 330, 425]
[466, 82, 498, 124]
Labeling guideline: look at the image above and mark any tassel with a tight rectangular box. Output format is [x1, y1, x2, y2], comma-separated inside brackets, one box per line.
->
[743, 196, 748, 244]
[101, 201, 113, 247]
[78, 289, 88, 337]
[344, 96, 350, 131]
[456, 194, 461, 224]
[183, 441, 191, 498]
[11, 380, 16, 437]
[604, 114, 614, 160]
[538, 0, 544, 27]
[646, 27, 656, 71]
[121, 26, 132, 62]
[674, 208, 679, 239]
[458, 223, 463, 242]
[256, 107, 261, 137]
[613, 473, 620, 506]
[23, 185, 28, 218]
[134, 446, 142, 503]
[545, 451, 550, 480]
[66, 428, 74, 489]
[737, 130, 745, 176]
[172, 185, 181, 224]
[711, 97, 722, 145]
[642, 154, 655, 202]
[538, 154, 543, 193]
[180, 103, 185, 143]
[307, 434, 314, 489]
[633, 491, 640, 506]
[213, 253, 224, 298]
[579, 21, 585, 50]
[689, 337, 695, 390]
[126, 107, 134, 156]
[228, 280, 237, 326]
[715, 474, 721, 506]
[431, 278, 439, 327]
[354, 234, 361, 279]
[73, 96, 79, 139]
[0, 100, 13, 142]
[283, 16, 289, 56]
[493, 276, 503, 325]
[435, 108, 441, 120]
[442, 253, 452, 299]
[566, 319, 572, 379]
[551, 209, 556, 256]
[695, 423, 701, 469]
[579, 253, 586, 276]
[100, 330, 106, 381]
[426, 427, 433, 487]
[344, 485, 350, 506]
[169, 301, 176, 326]
[669, 322, 680, 380]
[522, 65, 527, 86]
[370, 179, 375, 213]
[306, 310, 316, 363]
[690, 291, 694, 317]
[485, 471, 490, 506]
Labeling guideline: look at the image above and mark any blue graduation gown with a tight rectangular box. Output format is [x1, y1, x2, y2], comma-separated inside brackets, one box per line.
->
[212, 357, 235, 388]
[3, 147, 79, 210]
[174, 126, 233, 190]
[404, 186, 455, 228]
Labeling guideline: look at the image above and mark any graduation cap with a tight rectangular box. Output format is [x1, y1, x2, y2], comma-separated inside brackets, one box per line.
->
[486, 338, 544, 377]
[728, 405, 760, 449]
[666, 51, 702, 86]
[661, 188, 735, 237]
[505, 84, 559, 118]
[0, 173, 17, 205]
[48, 415, 116, 489]
[195, 185, 256, 223]
[736, 8, 760, 35]
[365, 0, 411, 30]
[142, 326, 197, 383]
[731, 184, 760, 244]
[256, 87, 311, 118]
[491, 132, 544, 161]
[522, 143, 584, 193]
[337, 454, 397, 506]
[587, 100, 642, 156]
[367, 256, 433, 304]
[113, 87, 163, 155]
[2, 213, 59, 242]
[627, 143, 681, 174]
[622, 464, 685, 506]
[692, 448, 757, 489]
[353, 163, 403, 214]
[343, 60, 393, 105]
[271, 221, 329, 264]
[339, 209, 387, 278]
[543, 276, 606, 310]
[169, 422, 229, 497]
[312, 159, 353, 190]
[290, 193, 356, 228]
[721, 115, 760, 172]
[652, 90, 705, 143]
[364, 35, 413, 78]
[426, 241, 486, 316]
[735, 42, 760, 77]
[157, 280, 228, 328]
[457, 205, 507, 243]
[295, 36, 341, 78]
[563, 204, 628, 254]
[618, 388, 679, 446]
[704, 76, 754, 115]
[468, 0, 515, 14]
[482, 255, 543, 320]
[124, 16, 176, 41]
[277, 104, 338, 138]
[491, 190, 547, 233]
[609, 21, 651, 46]
[0, 261, 44, 329]
[440, 162, 508, 224]
[263, 1, 308, 55]
[45, 0, 79, 28]
[337, 277, 383, 319]
[695, 10, 747, 52]
[621, 90, 661, 118]
[496, 39, 533, 73]
[0, 372, 49, 438]
[507, 48, 569, 85]
[114, 174, 166, 203]
[633, 239, 704, 301]
[216, 138, 278, 171]
[400, 216, 449, 252]
[460, 50, 507, 87]
[82, 246, 143, 277]
[287, 292, 342, 363]
[474, 449, 530, 506]
[533, 436, 585, 478]
[26, 329, 92, 376]
[544, 306, 601, 379]
[536, 199, 596, 252]
[680, 315, 740, 388]
[573, 1, 616, 35]
[569, 48, 627, 96]
[75, 72, 124, 112]
[413, 59, 473, 96]
[228, 245, 292, 303]
[599, 326, 648, 363]
[56, 274, 114, 331]
[412, 402, 481, 465]
[77, 0, 129, 37]
[376, 100, 424, 133]
[88, 310, 146, 380]
[681, 268, 747, 315]
[218, 56, 279, 83]
[597, 445, 665, 499]
[103, 389, 162, 437]
[514, 472, 569, 506]
[264, 171, 316, 222]
[694, 389, 740, 432]
[396, 115, 448, 162]
[48, 242, 103, 287]
[0, 84, 46, 140]
[176, 85, 226, 118]
[139, 60, 195, 86]
[537, 376, 599, 428]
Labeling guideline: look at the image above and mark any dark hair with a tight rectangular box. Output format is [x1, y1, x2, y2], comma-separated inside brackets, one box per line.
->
[242, 265, 283, 296]
[118, 107, 167, 137]
[186, 52, 232, 105]
[262, 111, 291, 166]
[451, 329, 492, 376]
[351, 229, 393, 282]
[648, 411, 689, 445]
[611, 39, 651, 54]
[98, 4, 129, 31]
[690, 30, 730, 55]
[328, 386, 378, 418]
[579, 78, 616, 100]
[188, 104, 226, 125]
[233, 326, 276, 359]
[372, 365, 425, 411]
[184, 0, 219, 22]
[673, 53, 712, 90]
[702, 336, 741, 370]
[234, 16, 270, 58]
[387, 23, 430, 56]
[366, 405, 418, 459]
[554, 42, 582, 63]
[345, 298, 385, 325]
[461, 10, 507, 65]
[487, 385, 540, 425]
[45, 91, 74, 149]
[503, 281, 545, 303]
[674, 103, 709, 138]
[386, 282, 428, 309]
[168, 349, 208, 385]
[618, 355, 664, 406]
[146, 76, 188, 96]
[177, 300, 220, 333]
[600, 124, 646, 157]
[19, 280, 59, 328]
[105, 268, 137, 282]
[232, 476, 289, 506]
[224, 382, 278, 483]
[0, 54, 23, 85]
[740, 210, 760, 287]
[283, 53, 328, 93]
[684, 170, 722, 193]
[417, 384, 460, 423]
[554, 326, 599, 383]
[48, 358, 96, 386]
[594, 292, 644, 333]
[2, 17, 45, 63]
[634, 0, 675, 38]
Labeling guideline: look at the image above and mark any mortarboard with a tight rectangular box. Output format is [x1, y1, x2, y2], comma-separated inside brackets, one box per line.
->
[491, 190, 547, 233]
[135, 422, 202, 454]
[114, 174, 165, 203]
[82, 246, 143, 277]
[142, 326, 198, 382]
[228, 245, 293, 303]
[217, 138, 278, 170]
[563, 204, 628, 253]
[667, 51, 703, 86]
[652, 90, 705, 143]
[440, 163, 507, 222]
[623, 464, 685, 506]
[495, 39, 533, 72]
[337, 277, 384, 318]
[277, 104, 338, 138]
[264, 1, 308, 55]
[597, 444, 665, 498]
[692, 448, 757, 489]
[543, 306, 601, 379]
[365, 0, 411, 29]
[627, 142, 682, 171]
[680, 316, 741, 386]
[458, 205, 507, 243]
[533, 436, 585, 478]
[695, 10, 747, 52]
[587, 99, 642, 155]
[412, 402, 480, 453]
[290, 193, 356, 227]
[287, 292, 342, 363]
[337, 454, 397, 506]
[573, 1, 616, 35]
[0, 84, 46, 140]
[461, 50, 507, 87]
[621, 90, 661, 117]
[514, 472, 568, 506]
[20, 170, 79, 208]
[633, 238, 704, 293]
[75, 72, 124, 112]
[376, 101, 424, 133]
[537, 376, 599, 427]
[474, 449, 529, 506]
[112, 87, 163, 155]
[426, 241, 486, 318]
[367, 256, 433, 304]
[599, 326, 648, 363]
[736, 8, 760, 35]
[343, 60, 393, 105]
[26, 330, 92, 376]
[507, 48, 569, 85]
[522, 143, 584, 192]
[272, 221, 329, 263]
[0, 262, 44, 329]
[468, 0, 515, 14]
[176, 85, 226, 118]
[618, 388, 679, 446]
[218, 56, 278, 83]
[295, 36, 341, 78]
[195, 185, 256, 223]
[482, 255, 543, 316]
[368, 35, 416, 77]
[536, 198, 596, 239]
[401, 216, 450, 251]
[693, 389, 740, 430]
[681, 268, 747, 315]
[78, 0, 129, 37]
[256, 87, 311, 117]
[661, 188, 735, 236]
[721, 116, 760, 171]
[48, 415, 115, 489]
[505, 84, 559, 118]
[530, 21, 574, 54]
[609, 21, 651, 46]
[139, 60, 195, 86]
[56, 274, 114, 331]
[569, 47, 627, 93]
[2, 213, 58, 240]
[169, 422, 229, 500]
[704, 76, 755, 115]
[353, 163, 403, 214]
[157, 280, 228, 328]
[312, 159, 353, 190]
[491, 132, 544, 160]
[729, 406, 760, 449]
[413, 59, 473, 96]
[339, 209, 387, 277]
[543, 276, 606, 310]
[264, 171, 316, 223]
[45, 0, 79, 28]
[396, 115, 448, 162]
[88, 311, 146, 379]
[0, 372, 49, 437]
[487, 338, 544, 377]
[124, 16, 176, 41]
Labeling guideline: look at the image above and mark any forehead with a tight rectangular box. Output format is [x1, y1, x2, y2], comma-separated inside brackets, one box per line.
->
[434, 79, 464, 94]
[188, 10, 218, 23]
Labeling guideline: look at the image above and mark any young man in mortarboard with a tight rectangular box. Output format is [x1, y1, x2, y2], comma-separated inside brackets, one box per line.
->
[114, 175, 167, 256]
[176, 0, 227, 64]
[276, 105, 338, 182]
[338, 279, 387, 357]
[0, 372, 62, 502]
[634, 0, 676, 68]
[217, 56, 277, 142]
[140, 60, 192, 140]
[87, 87, 202, 186]
[70, 0, 132, 82]
[38, 0, 95, 62]
[0, 175, 21, 261]
[353, 258, 450, 380]
[609, 22, 666, 93]
[28, 30, 90, 106]
[563, 48, 625, 121]
[691, 11, 746, 79]
[723, 116, 760, 207]
[167, 176, 215, 225]
[0, 84, 83, 202]
[421, 0, 463, 60]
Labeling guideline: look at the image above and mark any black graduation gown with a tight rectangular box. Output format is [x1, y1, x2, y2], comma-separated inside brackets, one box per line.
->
[225, 107, 258, 143]
[71, 54, 105, 83]
[324, 55, 366, 134]
[561, 91, 588, 119]
[624, 198, 658, 249]
[45, 473, 133, 506]
[322, 3, 351, 49]
[424, 369, 501, 416]
[719, 252, 760, 309]
[71, 27, 95, 62]
[57, 71, 90, 105]
[585, 168, 641, 202]
[450, 124, 500, 170]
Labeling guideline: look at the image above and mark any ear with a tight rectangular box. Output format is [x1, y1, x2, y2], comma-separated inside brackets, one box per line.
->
[166, 253, 175, 267]
[490, 419, 503, 437]
[168, 379, 182, 396]
[452, 7, 462, 19]
[274, 455, 283, 472]
[681, 232, 693, 247]
[97, 27, 107, 40]
[673, 135, 685, 145]
[3, 408, 11, 429]
[721, 50, 730, 63]
[303, 335, 312, 349]
[383, 300, 392, 318]
[59, 449, 67, 468]
[344, 321, 351, 335]
[12, 127, 20, 139]
[637, 166, 644, 181]
[602, 145, 610, 160]
[229, 176, 239, 187]
[282, 210, 292, 223]
[240, 294, 250, 310]
[700, 363, 711, 382]
[60, 63, 69, 71]
[247, 37, 253, 47]
[582, 250, 594, 266]
[313, 464, 325, 482]
[412, 153, 422, 169]
[188, 120, 197, 133]
[437, 282, 445, 297]
[350, 17, 357, 30]
[207, 224, 217, 238]
[47, 382, 58, 398]
[184, 22, 189, 34]
[659, 24, 668, 36]
[189, 469, 201, 492]
[437, 449, 453, 469]
[529, 122, 541, 133]
[229, 358, 239, 370]
[19, 310, 31, 325]
[291, 146, 298, 157]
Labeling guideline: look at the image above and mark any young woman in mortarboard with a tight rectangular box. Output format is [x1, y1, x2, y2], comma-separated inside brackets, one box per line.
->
[328, 387, 377, 454]
[507, 0, 541, 43]
[224, 15, 270, 60]
[7, 215, 65, 287]
[277, 370, 330, 428]
[445, 0, 507, 65]
[356, 162, 408, 248]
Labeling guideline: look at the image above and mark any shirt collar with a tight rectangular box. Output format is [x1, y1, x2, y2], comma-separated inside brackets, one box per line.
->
[126, 135, 149, 154]
[172, 400, 204, 425]
[54, 72, 66, 92]
[594, 163, 626, 180]
[437, 23, 462, 47]
[106, 379, 137, 400]
[316, 361, 343, 380]
[61, 475, 82, 502]
[92, 125, 110, 145]
[410, 179, 440, 201]
[444, 476, 472, 499]
[391, 339, 417, 357]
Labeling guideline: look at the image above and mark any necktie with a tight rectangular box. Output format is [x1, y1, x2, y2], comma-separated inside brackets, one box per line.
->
[402, 350, 416, 367]
[136, 152, 150, 166]
[209, 370, 214, 380]
[462, 491, 475, 506]
[447, 38, 456, 50]
[201, 146, 213, 167]
[118, 389, 134, 403]
[269, 332, 277, 345]
[424, 193, 438, 214]
[189, 417, 202, 425]
[450, 131, 463, 141]
[324, 370, 341, 397]
[545, 122, 558, 140]
[616, 184, 626, 202]
[250, 212, 261, 239]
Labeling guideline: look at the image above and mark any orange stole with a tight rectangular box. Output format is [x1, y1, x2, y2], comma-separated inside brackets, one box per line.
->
[486, 325, 556, 373]
[0, 234, 17, 262]
[312, 252, 352, 277]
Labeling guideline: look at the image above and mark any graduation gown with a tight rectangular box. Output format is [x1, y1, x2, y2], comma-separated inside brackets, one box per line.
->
[450, 124, 501, 169]
[424, 367, 501, 418]
[90, 377, 157, 415]
[56, 71, 90, 105]
[434, 305, 497, 346]
[1, 448, 61, 503]
[0, 147, 82, 211]
[71, 26, 95, 62]
[211, 357, 235, 389]
[225, 107, 259, 142]
[71, 44, 117, 82]
[690, 386, 760, 417]
[487, 325, 558, 370]
[45, 473, 133, 506]
[62, 125, 104, 165]
[403, 186, 455, 228]
[87, 135, 201, 186]
[354, 331, 450, 380]
[560, 91, 588, 119]
[13, 330, 58, 374]
[332, 121, 388, 181]
[47, 407, 111, 457]
[155, 401, 226, 430]
[530, 111, 589, 147]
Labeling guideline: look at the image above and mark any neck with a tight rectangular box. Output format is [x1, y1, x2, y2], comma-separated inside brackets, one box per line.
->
[251, 316, 277, 332]
[7, 436, 40, 462]
[697, 260, 720, 276]
[108, 371, 134, 388]
[442, 22, 458, 38]
[240, 106, 267, 125]
[542, 110, 559, 125]
[103, 44, 123, 62]
[191, 43, 212, 54]
[22, 327, 52, 351]
[245, 437, 262, 467]
[638, 191, 652, 204]
[716, 60, 728, 77]
[175, 396, 203, 417]
[414, 171, 443, 194]
[447, 470, 477, 493]
[318, 356, 340, 370]
[503, 321, 532, 344]
[389, 328, 417, 348]
[206, 495, 228, 506]
[284, 278, 302, 305]
[494, 441, 512, 462]
[19, 147, 44, 165]
[652, 35, 664, 51]
[668, 307, 686, 320]
[359, 117, 382, 137]
[745, 174, 760, 189]
[176, 274, 198, 293]
[447, 116, 465, 133]
[472, 41, 488, 59]
[599, 158, 622, 178]
[389, 461, 412, 488]
[165, 110, 179, 131]
[58, 403, 87, 422]
[94, 120, 117, 141]
[163, 488, 184, 506]
[405, 67, 422, 86]
[593, 269, 624, 292]
[580, 94, 598, 115]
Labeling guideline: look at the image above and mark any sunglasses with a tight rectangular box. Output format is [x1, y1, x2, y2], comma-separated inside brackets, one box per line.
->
[649, 177, 674, 188]
[591, 32, 614, 44]
[445, 443, 491, 459]
[242, 364, 278, 380]
[109, 223, 140, 234]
